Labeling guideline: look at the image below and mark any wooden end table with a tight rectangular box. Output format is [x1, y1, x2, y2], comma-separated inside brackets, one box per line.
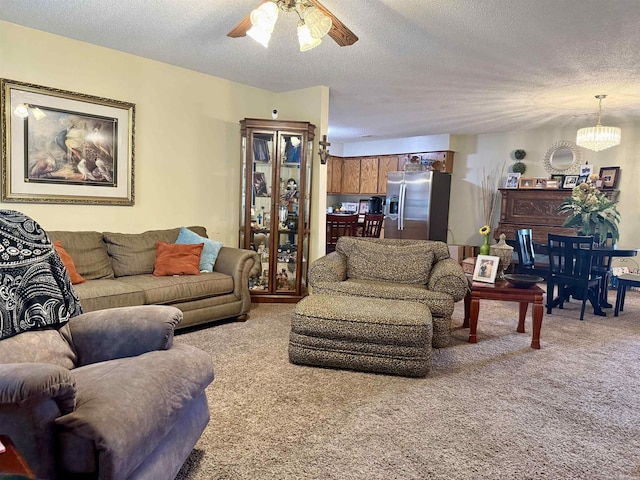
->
[463, 280, 545, 349]
[0, 435, 36, 479]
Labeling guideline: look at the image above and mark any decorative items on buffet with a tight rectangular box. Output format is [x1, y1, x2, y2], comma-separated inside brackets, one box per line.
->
[504, 159, 620, 193]
[557, 173, 620, 244]
[512, 149, 527, 174]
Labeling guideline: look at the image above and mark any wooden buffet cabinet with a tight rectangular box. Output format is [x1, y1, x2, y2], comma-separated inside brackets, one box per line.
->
[327, 151, 454, 195]
[495, 188, 620, 245]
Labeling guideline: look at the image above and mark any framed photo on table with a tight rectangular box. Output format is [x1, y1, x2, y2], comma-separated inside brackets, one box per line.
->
[563, 175, 579, 189]
[534, 177, 547, 188]
[358, 199, 370, 214]
[473, 255, 500, 284]
[504, 172, 520, 189]
[580, 164, 594, 177]
[599, 166, 620, 189]
[1, 78, 135, 205]
[518, 177, 535, 189]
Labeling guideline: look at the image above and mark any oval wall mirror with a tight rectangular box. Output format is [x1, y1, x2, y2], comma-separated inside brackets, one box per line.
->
[542, 140, 582, 175]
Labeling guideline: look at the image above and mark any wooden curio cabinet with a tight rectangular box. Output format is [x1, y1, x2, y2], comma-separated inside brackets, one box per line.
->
[239, 118, 315, 302]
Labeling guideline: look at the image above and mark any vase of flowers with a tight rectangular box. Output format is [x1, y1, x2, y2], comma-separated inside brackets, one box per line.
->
[479, 225, 491, 255]
[558, 174, 620, 244]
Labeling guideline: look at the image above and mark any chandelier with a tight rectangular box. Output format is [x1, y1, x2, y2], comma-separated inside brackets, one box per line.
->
[576, 95, 621, 152]
[247, 1, 332, 51]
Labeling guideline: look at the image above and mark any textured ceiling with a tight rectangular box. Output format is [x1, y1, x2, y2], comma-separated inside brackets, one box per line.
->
[1, 0, 640, 144]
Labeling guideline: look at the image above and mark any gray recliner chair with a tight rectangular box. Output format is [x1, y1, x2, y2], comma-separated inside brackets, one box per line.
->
[0, 210, 214, 480]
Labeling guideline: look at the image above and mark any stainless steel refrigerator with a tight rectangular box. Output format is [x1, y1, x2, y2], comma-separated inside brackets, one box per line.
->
[384, 171, 451, 241]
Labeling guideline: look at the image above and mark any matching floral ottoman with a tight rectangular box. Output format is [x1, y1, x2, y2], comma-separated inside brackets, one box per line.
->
[289, 294, 433, 377]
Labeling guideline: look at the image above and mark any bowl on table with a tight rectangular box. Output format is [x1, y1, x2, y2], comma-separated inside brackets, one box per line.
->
[503, 274, 544, 288]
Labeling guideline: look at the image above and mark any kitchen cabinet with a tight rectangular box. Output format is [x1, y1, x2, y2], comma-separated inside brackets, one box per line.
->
[359, 157, 379, 193]
[328, 151, 455, 196]
[326, 155, 342, 194]
[240, 118, 315, 302]
[341, 157, 361, 194]
[377, 155, 399, 194]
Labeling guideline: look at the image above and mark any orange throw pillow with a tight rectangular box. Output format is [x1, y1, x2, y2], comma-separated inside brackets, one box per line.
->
[153, 241, 203, 276]
[53, 240, 87, 285]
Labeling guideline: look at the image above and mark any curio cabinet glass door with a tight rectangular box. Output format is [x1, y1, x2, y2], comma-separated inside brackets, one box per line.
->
[240, 118, 315, 302]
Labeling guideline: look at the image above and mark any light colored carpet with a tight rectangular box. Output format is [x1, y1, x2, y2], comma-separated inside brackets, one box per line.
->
[174, 290, 640, 480]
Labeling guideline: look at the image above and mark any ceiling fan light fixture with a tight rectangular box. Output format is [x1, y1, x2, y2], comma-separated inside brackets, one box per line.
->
[247, 1, 279, 47]
[304, 6, 332, 39]
[297, 21, 321, 51]
[576, 95, 621, 152]
[247, 24, 272, 47]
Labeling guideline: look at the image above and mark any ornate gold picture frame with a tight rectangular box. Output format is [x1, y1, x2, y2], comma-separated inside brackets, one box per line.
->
[1, 79, 135, 205]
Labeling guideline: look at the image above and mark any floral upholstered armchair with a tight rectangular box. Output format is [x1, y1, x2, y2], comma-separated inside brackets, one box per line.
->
[0, 210, 214, 480]
[309, 237, 469, 348]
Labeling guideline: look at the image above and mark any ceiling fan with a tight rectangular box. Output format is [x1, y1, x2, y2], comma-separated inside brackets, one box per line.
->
[227, 0, 358, 50]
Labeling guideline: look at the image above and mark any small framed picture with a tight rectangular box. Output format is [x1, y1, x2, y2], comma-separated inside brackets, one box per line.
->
[545, 180, 559, 189]
[358, 199, 369, 214]
[576, 175, 588, 186]
[253, 172, 269, 197]
[518, 177, 535, 189]
[534, 177, 547, 189]
[473, 255, 500, 284]
[580, 164, 594, 177]
[505, 172, 521, 189]
[563, 175, 579, 189]
[550, 174, 564, 184]
[599, 166, 620, 189]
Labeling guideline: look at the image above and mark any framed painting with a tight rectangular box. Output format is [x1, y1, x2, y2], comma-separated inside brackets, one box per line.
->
[1, 78, 135, 205]
[472, 255, 500, 284]
[599, 166, 620, 189]
[504, 172, 520, 189]
[545, 180, 559, 189]
[358, 199, 370, 214]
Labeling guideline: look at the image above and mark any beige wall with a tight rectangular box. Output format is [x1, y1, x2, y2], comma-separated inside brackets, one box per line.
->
[0, 20, 328, 260]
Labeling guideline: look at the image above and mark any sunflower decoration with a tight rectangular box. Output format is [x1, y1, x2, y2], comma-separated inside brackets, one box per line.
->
[479, 225, 491, 236]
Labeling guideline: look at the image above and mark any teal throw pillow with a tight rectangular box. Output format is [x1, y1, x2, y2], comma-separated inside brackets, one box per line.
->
[175, 226, 223, 272]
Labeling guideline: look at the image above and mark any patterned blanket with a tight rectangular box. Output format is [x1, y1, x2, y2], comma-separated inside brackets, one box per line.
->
[0, 210, 82, 340]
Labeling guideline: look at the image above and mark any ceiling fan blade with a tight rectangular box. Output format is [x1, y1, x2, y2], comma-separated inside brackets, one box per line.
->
[227, 1, 270, 38]
[310, 0, 358, 46]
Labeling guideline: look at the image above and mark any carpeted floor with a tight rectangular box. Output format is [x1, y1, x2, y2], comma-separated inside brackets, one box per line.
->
[174, 290, 640, 480]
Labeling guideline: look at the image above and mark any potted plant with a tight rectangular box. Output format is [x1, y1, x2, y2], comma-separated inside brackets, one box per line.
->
[558, 174, 620, 244]
[512, 149, 527, 174]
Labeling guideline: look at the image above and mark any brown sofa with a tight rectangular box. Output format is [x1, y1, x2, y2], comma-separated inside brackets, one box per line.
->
[47, 226, 257, 329]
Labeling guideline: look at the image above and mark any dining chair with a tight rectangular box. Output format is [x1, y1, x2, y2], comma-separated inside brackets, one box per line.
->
[546, 233, 603, 320]
[326, 213, 359, 253]
[614, 273, 640, 316]
[361, 213, 384, 238]
[514, 228, 550, 277]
